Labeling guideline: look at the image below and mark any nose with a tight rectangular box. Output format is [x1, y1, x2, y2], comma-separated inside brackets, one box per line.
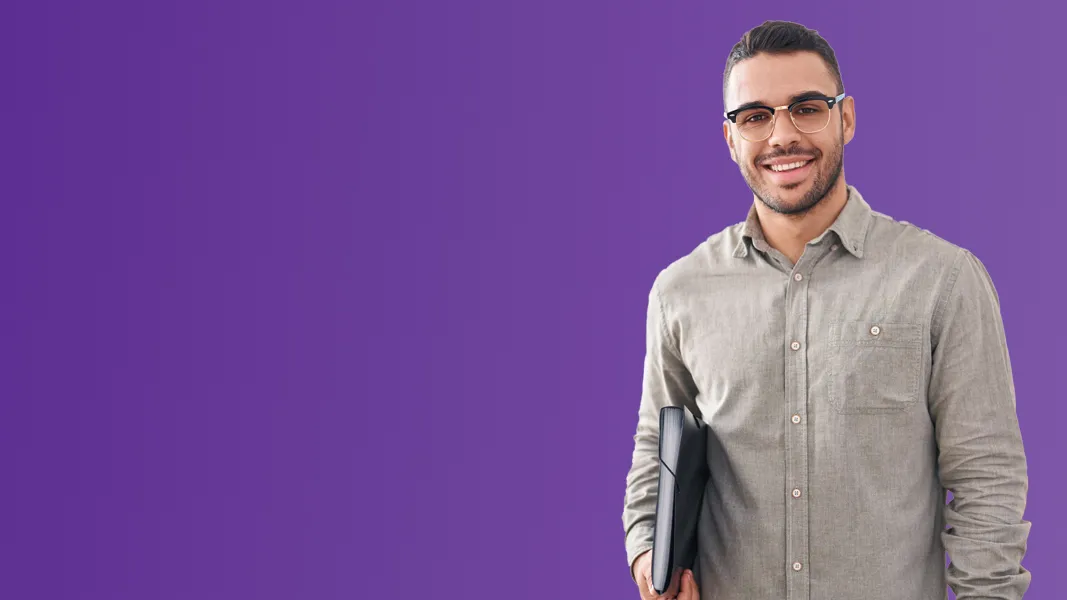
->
[766, 108, 802, 148]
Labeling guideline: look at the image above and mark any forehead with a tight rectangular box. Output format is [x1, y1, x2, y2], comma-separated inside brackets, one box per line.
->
[726, 51, 837, 107]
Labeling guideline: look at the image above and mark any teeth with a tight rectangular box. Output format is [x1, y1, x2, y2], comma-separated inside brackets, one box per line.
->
[769, 160, 810, 172]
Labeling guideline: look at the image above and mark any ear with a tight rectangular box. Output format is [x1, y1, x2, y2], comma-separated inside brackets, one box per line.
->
[723, 120, 738, 164]
[841, 96, 856, 145]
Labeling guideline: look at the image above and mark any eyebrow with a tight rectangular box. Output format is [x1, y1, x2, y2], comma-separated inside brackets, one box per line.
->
[731, 90, 831, 112]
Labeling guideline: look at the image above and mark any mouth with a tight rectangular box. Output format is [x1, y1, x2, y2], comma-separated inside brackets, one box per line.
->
[761, 157, 814, 184]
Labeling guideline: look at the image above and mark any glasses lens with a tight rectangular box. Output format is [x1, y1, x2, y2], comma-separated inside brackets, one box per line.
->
[735, 108, 774, 141]
[790, 101, 831, 133]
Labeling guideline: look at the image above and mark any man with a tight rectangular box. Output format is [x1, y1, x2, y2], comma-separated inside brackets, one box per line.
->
[621, 20, 1031, 600]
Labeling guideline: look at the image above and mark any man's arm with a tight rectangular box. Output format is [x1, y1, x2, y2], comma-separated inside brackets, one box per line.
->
[622, 276, 700, 581]
[929, 248, 1031, 599]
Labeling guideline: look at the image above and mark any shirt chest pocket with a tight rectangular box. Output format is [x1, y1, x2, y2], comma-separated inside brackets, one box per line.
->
[827, 320, 924, 414]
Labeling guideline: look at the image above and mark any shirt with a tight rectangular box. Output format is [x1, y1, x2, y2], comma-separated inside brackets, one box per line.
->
[621, 185, 1031, 599]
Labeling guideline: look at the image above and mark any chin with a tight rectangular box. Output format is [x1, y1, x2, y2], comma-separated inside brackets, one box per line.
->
[765, 179, 810, 197]
[759, 184, 824, 215]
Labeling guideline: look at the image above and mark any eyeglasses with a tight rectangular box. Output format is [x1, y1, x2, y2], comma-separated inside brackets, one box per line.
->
[724, 92, 846, 142]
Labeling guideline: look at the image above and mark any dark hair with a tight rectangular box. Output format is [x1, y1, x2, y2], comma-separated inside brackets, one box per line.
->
[722, 21, 844, 107]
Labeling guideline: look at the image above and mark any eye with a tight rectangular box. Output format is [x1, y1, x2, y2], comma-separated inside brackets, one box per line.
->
[738, 110, 772, 124]
[793, 101, 825, 115]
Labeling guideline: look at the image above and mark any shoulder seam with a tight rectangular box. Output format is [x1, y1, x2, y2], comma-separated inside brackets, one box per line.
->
[931, 247, 966, 342]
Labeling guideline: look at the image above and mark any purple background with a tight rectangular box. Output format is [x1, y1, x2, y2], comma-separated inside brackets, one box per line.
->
[3, 1, 1062, 598]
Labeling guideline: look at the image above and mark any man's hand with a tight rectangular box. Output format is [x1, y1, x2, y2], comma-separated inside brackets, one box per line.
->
[632, 550, 700, 600]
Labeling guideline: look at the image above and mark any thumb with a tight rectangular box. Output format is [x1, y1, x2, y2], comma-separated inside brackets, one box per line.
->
[680, 569, 699, 599]
[642, 566, 667, 599]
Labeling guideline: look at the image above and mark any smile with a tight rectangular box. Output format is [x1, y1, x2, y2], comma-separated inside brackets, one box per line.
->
[765, 159, 812, 172]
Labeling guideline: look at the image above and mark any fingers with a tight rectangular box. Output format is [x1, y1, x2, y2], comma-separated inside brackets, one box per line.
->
[679, 569, 699, 600]
[666, 568, 682, 597]
[635, 559, 698, 600]
[639, 566, 683, 600]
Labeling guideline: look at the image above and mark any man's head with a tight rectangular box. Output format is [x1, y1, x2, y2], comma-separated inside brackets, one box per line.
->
[721, 21, 855, 216]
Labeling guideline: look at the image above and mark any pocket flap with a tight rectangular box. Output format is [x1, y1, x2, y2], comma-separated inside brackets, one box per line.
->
[829, 321, 922, 349]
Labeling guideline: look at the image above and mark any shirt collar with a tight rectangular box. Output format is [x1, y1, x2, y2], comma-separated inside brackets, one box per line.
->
[732, 185, 873, 259]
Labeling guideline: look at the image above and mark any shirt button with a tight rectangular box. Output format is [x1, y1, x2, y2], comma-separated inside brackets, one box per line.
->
[830, 244, 838, 251]
[793, 562, 803, 571]
[791, 414, 801, 424]
[870, 325, 881, 336]
[792, 488, 802, 498]
[793, 273, 803, 281]
[790, 341, 800, 351]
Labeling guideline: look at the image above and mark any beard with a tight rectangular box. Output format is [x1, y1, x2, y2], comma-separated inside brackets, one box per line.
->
[740, 133, 844, 217]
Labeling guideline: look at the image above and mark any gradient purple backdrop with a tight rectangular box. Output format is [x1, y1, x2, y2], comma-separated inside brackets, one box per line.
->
[2, 1, 1062, 598]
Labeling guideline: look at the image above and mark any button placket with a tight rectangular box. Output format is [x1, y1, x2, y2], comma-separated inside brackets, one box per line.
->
[785, 262, 810, 597]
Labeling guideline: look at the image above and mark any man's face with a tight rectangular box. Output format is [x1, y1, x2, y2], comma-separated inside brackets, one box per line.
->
[722, 51, 855, 215]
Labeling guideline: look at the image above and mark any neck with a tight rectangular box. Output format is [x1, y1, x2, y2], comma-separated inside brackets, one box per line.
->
[754, 178, 849, 264]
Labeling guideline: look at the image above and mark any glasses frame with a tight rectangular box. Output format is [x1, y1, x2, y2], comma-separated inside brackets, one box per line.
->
[724, 92, 847, 141]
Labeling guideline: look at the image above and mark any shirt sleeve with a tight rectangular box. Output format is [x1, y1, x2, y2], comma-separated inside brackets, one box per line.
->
[929, 248, 1032, 599]
[621, 274, 701, 581]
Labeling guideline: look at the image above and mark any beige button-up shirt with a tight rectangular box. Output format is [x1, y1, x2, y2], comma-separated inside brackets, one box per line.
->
[622, 186, 1031, 599]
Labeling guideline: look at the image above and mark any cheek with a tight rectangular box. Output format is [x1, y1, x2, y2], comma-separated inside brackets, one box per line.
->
[738, 145, 764, 169]
[808, 134, 837, 157]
